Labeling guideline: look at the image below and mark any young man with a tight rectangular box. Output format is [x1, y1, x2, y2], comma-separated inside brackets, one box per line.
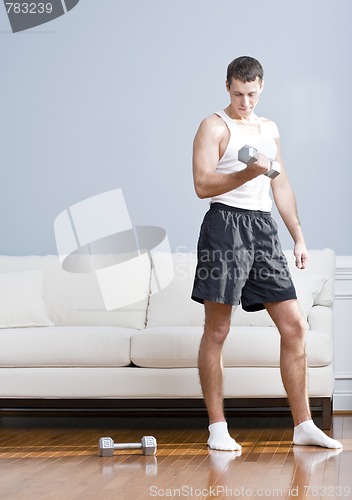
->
[191, 56, 342, 451]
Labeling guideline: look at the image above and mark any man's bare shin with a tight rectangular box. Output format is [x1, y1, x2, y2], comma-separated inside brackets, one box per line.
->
[198, 301, 232, 424]
[265, 300, 311, 426]
[198, 333, 225, 424]
[280, 340, 311, 426]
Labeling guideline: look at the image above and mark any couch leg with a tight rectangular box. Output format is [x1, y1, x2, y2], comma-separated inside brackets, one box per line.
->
[321, 397, 333, 430]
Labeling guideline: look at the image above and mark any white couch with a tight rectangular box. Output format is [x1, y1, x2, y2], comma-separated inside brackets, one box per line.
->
[0, 249, 335, 428]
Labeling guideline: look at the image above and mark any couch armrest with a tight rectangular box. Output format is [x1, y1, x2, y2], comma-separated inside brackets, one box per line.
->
[308, 305, 333, 336]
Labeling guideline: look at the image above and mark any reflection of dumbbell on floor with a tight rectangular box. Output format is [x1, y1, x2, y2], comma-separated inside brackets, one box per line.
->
[99, 436, 157, 457]
[100, 457, 158, 476]
[238, 145, 281, 179]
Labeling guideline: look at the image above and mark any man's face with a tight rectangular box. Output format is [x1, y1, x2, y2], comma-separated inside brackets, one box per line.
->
[226, 77, 263, 118]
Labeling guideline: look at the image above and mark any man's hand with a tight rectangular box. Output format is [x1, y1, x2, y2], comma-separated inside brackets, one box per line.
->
[294, 242, 309, 269]
[245, 153, 271, 179]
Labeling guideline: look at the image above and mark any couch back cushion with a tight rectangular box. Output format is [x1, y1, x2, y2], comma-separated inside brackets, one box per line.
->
[0, 255, 149, 329]
[0, 269, 54, 328]
[147, 253, 205, 327]
[146, 249, 335, 328]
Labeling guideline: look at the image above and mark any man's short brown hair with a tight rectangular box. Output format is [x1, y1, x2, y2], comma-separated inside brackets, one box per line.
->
[226, 56, 264, 85]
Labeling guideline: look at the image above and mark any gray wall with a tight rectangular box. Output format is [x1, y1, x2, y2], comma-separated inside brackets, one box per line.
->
[1, 0, 351, 256]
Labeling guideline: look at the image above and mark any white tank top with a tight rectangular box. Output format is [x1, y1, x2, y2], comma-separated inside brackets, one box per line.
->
[211, 110, 279, 212]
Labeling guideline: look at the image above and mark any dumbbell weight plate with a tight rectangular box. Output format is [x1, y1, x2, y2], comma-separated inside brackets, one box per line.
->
[238, 145, 258, 165]
[265, 160, 280, 179]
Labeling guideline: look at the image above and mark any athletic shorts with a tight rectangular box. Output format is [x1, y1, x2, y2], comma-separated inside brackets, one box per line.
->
[191, 203, 297, 311]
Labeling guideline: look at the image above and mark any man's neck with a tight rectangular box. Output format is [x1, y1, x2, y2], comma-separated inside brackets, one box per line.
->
[224, 106, 257, 123]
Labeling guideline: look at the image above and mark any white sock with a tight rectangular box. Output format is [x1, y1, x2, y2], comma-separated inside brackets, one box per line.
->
[293, 419, 343, 449]
[207, 422, 242, 451]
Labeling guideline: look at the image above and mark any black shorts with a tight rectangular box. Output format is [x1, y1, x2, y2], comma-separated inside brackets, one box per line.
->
[191, 203, 297, 312]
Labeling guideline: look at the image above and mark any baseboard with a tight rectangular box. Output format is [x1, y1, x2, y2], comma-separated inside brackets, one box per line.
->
[333, 393, 352, 412]
[333, 371, 352, 411]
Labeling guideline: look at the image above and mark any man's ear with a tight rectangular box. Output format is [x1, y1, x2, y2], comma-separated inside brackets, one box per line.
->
[259, 80, 265, 93]
[226, 80, 230, 92]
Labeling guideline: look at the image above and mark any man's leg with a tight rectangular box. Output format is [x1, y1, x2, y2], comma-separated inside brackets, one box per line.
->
[265, 299, 342, 449]
[198, 300, 242, 451]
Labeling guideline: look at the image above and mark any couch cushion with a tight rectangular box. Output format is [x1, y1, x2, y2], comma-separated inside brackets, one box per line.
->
[147, 253, 204, 327]
[0, 326, 134, 367]
[131, 326, 332, 368]
[0, 269, 54, 328]
[0, 256, 149, 329]
[223, 328, 332, 368]
[131, 327, 203, 368]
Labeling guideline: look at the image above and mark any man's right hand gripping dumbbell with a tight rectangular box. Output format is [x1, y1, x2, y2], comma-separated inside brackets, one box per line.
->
[238, 145, 281, 179]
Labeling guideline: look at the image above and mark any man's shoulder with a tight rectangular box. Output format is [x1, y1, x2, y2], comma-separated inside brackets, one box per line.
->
[201, 112, 225, 124]
[198, 113, 227, 134]
[258, 116, 280, 138]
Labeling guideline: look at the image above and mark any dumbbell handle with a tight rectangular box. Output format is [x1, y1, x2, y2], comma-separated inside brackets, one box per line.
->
[113, 442, 143, 450]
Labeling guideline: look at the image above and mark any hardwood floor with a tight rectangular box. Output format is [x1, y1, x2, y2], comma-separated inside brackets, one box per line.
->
[0, 413, 351, 499]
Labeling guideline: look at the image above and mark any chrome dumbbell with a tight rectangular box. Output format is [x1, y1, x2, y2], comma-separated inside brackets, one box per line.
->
[238, 144, 281, 179]
[98, 436, 157, 457]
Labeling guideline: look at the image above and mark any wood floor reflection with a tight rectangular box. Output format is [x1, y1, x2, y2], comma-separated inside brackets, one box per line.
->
[0, 413, 351, 499]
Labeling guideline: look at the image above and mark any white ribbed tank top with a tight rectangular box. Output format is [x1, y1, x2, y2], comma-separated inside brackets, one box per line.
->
[211, 110, 279, 211]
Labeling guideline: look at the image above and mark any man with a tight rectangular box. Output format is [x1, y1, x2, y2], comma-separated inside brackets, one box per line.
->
[191, 56, 342, 451]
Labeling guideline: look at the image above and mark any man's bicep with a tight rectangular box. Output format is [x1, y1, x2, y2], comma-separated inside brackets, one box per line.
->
[192, 118, 223, 198]
[193, 120, 220, 177]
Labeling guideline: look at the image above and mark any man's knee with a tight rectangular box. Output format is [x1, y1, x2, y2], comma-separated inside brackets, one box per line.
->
[284, 312, 306, 338]
[204, 321, 231, 345]
[203, 300, 232, 345]
[266, 299, 306, 345]
[280, 313, 307, 354]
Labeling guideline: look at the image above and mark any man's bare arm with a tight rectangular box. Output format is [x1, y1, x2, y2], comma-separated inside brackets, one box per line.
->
[192, 115, 269, 199]
[271, 138, 309, 269]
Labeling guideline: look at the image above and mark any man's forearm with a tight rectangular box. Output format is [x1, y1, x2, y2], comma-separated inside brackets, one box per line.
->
[194, 169, 253, 199]
[273, 179, 309, 269]
[194, 160, 269, 199]
[273, 186, 306, 244]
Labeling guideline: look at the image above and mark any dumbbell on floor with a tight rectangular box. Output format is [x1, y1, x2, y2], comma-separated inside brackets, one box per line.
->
[238, 145, 281, 179]
[99, 436, 157, 457]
